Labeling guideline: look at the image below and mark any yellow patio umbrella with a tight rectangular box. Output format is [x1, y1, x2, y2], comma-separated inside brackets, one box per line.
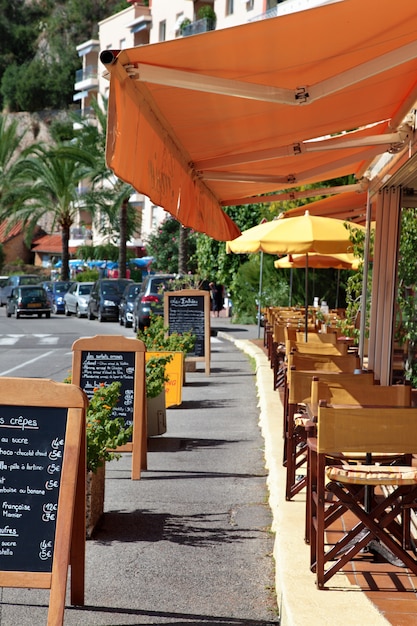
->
[226, 211, 364, 339]
[274, 252, 361, 310]
[274, 252, 360, 270]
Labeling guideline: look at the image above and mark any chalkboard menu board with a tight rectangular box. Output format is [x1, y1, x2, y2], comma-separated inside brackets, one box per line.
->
[72, 336, 147, 480]
[80, 350, 135, 428]
[167, 293, 205, 356]
[0, 406, 66, 573]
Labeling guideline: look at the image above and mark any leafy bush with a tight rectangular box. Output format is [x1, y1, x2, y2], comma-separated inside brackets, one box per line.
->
[86, 382, 132, 473]
[137, 313, 196, 355]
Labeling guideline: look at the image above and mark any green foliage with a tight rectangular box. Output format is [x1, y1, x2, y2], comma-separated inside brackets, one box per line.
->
[337, 225, 373, 343]
[231, 254, 289, 323]
[145, 355, 172, 399]
[137, 313, 196, 355]
[86, 381, 132, 473]
[397, 208, 417, 386]
[0, 0, 129, 111]
[146, 216, 197, 273]
[73, 268, 99, 282]
[197, 5, 217, 21]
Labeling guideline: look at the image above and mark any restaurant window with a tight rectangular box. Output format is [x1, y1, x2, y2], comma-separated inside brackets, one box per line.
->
[159, 20, 166, 42]
[246, 0, 254, 9]
[226, 0, 234, 15]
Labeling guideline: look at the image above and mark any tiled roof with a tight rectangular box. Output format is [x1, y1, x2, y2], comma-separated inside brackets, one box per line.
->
[0, 221, 24, 244]
[32, 234, 76, 255]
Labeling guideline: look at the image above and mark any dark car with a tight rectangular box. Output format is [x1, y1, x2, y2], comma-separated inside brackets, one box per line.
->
[40, 280, 74, 314]
[119, 282, 142, 328]
[88, 278, 133, 322]
[6, 285, 51, 319]
[132, 274, 175, 332]
[0, 274, 41, 306]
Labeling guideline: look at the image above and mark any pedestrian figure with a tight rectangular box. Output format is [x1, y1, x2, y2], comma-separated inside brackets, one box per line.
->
[209, 282, 224, 317]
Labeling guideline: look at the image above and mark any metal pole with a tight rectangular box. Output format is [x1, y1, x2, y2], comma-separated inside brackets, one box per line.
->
[257, 251, 264, 339]
[305, 253, 309, 342]
[359, 191, 372, 365]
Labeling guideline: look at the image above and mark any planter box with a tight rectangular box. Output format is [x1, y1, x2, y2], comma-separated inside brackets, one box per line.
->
[146, 351, 184, 407]
[86, 464, 105, 539]
[147, 391, 167, 436]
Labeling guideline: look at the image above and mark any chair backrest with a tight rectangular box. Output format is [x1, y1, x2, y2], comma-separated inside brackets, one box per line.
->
[288, 352, 360, 372]
[286, 340, 348, 356]
[287, 369, 374, 405]
[317, 404, 417, 454]
[312, 380, 411, 408]
[295, 331, 338, 345]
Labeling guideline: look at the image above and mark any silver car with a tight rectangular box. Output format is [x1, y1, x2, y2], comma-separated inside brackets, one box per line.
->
[64, 281, 94, 317]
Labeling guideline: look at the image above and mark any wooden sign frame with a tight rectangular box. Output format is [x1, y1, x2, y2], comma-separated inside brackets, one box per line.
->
[0, 377, 87, 626]
[164, 289, 211, 375]
[71, 335, 147, 480]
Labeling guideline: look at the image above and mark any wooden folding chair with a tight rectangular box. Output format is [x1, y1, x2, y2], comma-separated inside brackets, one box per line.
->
[295, 331, 338, 345]
[306, 382, 411, 546]
[311, 403, 417, 589]
[287, 352, 360, 372]
[286, 340, 349, 357]
[284, 369, 375, 501]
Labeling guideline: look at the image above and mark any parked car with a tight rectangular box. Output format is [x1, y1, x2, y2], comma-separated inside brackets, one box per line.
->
[6, 285, 51, 319]
[133, 274, 175, 332]
[119, 282, 142, 328]
[0, 274, 41, 306]
[40, 280, 74, 314]
[88, 278, 133, 322]
[64, 281, 94, 317]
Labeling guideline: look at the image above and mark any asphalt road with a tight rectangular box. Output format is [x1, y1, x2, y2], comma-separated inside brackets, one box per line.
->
[0, 308, 135, 381]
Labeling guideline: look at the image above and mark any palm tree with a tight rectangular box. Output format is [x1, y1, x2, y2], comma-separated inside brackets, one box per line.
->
[73, 99, 140, 278]
[4, 143, 95, 280]
[0, 114, 28, 208]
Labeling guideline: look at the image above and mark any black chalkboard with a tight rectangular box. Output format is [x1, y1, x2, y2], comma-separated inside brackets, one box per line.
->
[79, 350, 135, 428]
[167, 293, 206, 357]
[0, 405, 67, 573]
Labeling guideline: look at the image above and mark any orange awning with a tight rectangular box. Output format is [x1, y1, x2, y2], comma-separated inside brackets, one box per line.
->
[102, 0, 417, 240]
[282, 191, 372, 224]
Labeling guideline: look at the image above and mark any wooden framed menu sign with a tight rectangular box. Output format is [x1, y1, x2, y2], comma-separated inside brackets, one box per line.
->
[71, 335, 147, 480]
[164, 289, 211, 375]
[0, 377, 87, 626]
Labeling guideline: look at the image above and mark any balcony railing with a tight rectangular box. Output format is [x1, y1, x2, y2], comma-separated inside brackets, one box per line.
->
[181, 17, 216, 37]
[75, 65, 98, 83]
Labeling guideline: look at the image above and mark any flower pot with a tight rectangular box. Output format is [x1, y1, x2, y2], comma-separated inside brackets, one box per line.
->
[147, 391, 167, 436]
[146, 351, 184, 406]
[86, 463, 105, 539]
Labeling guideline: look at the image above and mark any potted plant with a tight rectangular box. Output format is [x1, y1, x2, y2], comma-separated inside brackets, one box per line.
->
[197, 5, 216, 29]
[85, 381, 133, 537]
[63, 375, 133, 537]
[145, 354, 172, 436]
[138, 313, 196, 405]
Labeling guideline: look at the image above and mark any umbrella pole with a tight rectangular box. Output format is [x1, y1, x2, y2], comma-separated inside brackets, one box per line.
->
[257, 251, 264, 339]
[305, 253, 309, 342]
[335, 269, 340, 309]
[289, 268, 293, 307]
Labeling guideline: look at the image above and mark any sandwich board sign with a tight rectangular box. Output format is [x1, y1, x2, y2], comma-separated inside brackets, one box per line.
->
[71, 335, 147, 480]
[164, 289, 211, 375]
[0, 377, 87, 626]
